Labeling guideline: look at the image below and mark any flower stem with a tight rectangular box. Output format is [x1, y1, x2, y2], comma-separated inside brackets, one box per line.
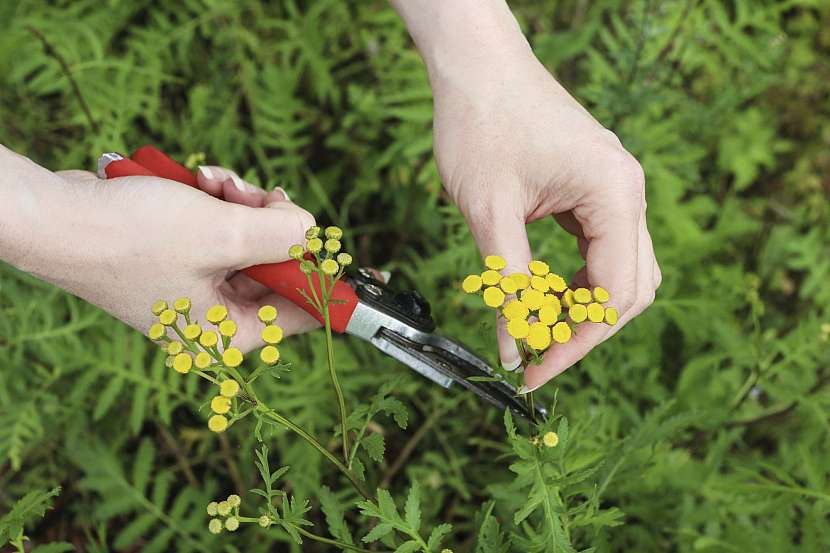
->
[294, 525, 388, 553]
[323, 302, 350, 462]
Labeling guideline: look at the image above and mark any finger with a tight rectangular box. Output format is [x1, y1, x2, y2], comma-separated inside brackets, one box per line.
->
[608, 216, 657, 333]
[228, 200, 316, 268]
[56, 169, 98, 183]
[222, 178, 266, 207]
[225, 293, 320, 353]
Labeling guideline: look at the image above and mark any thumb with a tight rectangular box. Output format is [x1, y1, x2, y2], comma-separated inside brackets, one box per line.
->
[228, 201, 316, 268]
[466, 198, 532, 371]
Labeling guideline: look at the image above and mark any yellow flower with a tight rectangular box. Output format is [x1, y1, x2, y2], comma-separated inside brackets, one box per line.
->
[225, 517, 239, 532]
[320, 258, 339, 276]
[218, 319, 237, 338]
[222, 347, 243, 368]
[206, 305, 228, 324]
[183, 323, 202, 340]
[167, 341, 183, 355]
[227, 494, 241, 507]
[509, 273, 530, 290]
[538, 304, 560, 325]
[562, 289, 575, 307]
[259, 515, 272, 528]
[262, 325, 284, 344]
[288, 244, 305, 260]
[604, 307, 619, 325]
[217, 500, 231, 516]
[325, 226, 343, 240]
[481, 270, 501, 286]
[569, 303, 588, 323]
[520, 288, 544, 311]
[530, 275, 549, 292]
[507, 318, 530, 339]
[324, 239, 341, 254]
[195, 352, 212, 369]
[211, 395, 231, 414]
[148, 323, 165, 341]
[200, 331, 218, 348]
[502, 299, 529, 321]
[260, 345, 280, 365]
[152, 300, 168, 316]
[484, 255, 507, 270]
[593, 286, 610, 303]
[587, 302, 605, 323]
[542, 431, 559, 448]
[542, 294, 562, 312]
[159, 309, 177, 326]
[573, 288, 592, 304]
[546, 273, 567, 293]
[258, 305, 277, 323]
[206, 502, 218, 516]
[527, 322, 551, 351]
[462, 275, 483, 293]
[173, 297, 191, 314]
[164, 356, 174, 369]
[172, 353, 192, 374]
[337, 252, 353, 266]
[528, 260, 549, 276]
[307, 238, 323, 253]
[220, 379, 240, 398]
[551, 322, 572, 344]
[305, 226, 321, 239]
[208, 414, 228, 433]
[483, 287, 505, 308]
[441, 549, 454, 553]
[208, 518, 223, 534]
[299, 260, 314, 274]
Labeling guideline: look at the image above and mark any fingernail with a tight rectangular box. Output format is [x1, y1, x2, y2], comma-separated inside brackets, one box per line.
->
[245, 183, 261, 194]
[517, 382, 543, 394]
[380, 270, 391, 283]
[229, 173, 245, 192]
[275, 186, 290, 201]
[501, 354, 522, 372]
[516, 385, 530, 395]
[198, 165, 213, 179]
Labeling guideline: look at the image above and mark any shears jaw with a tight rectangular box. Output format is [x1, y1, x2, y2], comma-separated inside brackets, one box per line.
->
[96, 152, 124, 179]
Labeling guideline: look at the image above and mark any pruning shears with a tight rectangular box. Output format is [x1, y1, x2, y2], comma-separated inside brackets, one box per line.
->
[97, 146, 546, 424]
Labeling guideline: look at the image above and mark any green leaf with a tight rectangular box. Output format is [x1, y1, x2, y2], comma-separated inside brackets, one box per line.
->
[362, 432, 385, 463]
[0, 487, 61, 544]
[404, 483, 421, 533]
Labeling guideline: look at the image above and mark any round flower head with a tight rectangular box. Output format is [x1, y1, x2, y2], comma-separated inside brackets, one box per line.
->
[173, 297, 191, 314]
[262, 325, 284, 345]
[159, 309, 177, 326]
[562, 289, 575, 308]
[208, 518, 223, 534]
[259, 515, 272, 527]
[299, 260, 314, 274]
[258, 305, 277, 323]
[199, 331, 218, 348]
[218, 319, 237, 337]
[195, 352, 212, 369]
[217, 501, 231, 517]
[167, 341, 183, 355]
[288, 244, 305, 260]
[551, 322, 572, 344]
[510, 273, 530, 290]
[211, 396, 231, 415]
[307, 238, 323, 253]
[483, 286, 505, 308]
[164, 356, 174, 369]
[260, 345, 280, 365]
[530, 275, 549, 292]
[324, 239, 341, 254]
[208, 414, 228, 433]
[520, 288, 545, 311]
[538, 304, 560, 325]
[148, 323, 165, 341]
[542, 431, 559, 448]
[441, 549, 454, 553]
[528, 260, 549, 276]
[305, 226, 321, 240]
[502, 299, 529, 321]
[207, 501, 218, 516]
[604, 307, 619, 325]
[593, 286, 610, 303]
[151, 300, 168, 316]
[172, 353, 192, 374]
[183, 323, 201, 340]
[546, 273, 567, 293]
[320, 258, 339, 276]
[484, 255, 507, 270]
[542, 294, 562, 312]
[462, 275, 483, 294]
[499, 276, 518, 294]
[337, 252, 353, 266]
[481, 270, 501, 286]
[527, 322, 551, 351]
[225, 517, 239, 532]
[222, 347, 243, 368]
[507, 318, 530, 339]
[227, 494, 241, 507]
[325, 226, 343, 240]
[586, 302, 605, 323]
[206, 305, 228, 324]
[573, 288, 592, 304]
[220, 379, 240, 398]
[568, 303, 588, 323]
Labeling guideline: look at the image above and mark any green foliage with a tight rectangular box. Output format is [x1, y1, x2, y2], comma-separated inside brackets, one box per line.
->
[2, 0, 830, 552]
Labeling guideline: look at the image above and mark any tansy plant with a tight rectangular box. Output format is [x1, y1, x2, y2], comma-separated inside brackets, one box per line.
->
[146, 226, 455, 552]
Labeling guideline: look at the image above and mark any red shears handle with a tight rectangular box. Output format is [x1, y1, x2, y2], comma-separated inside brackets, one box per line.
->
[103, 146, 358, 333]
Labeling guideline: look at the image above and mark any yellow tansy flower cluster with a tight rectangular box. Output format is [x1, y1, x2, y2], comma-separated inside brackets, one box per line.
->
[207, 494, 242, 534]
[462, 256, 618, 353]
[288, 225, 352, 279]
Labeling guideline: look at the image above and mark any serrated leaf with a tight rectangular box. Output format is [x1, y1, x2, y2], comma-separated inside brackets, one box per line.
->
[362, 522, 394, 543]
[362, 432, 385, 463]
[427, 523, 453, 551]
[404, 483, 421, 532]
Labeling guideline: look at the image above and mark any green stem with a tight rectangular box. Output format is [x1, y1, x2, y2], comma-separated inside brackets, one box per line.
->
[294, 525, 389, 553]
[323, 303, 350, 462]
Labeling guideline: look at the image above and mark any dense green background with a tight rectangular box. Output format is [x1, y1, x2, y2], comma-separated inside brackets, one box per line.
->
[2, 0, 830, 551]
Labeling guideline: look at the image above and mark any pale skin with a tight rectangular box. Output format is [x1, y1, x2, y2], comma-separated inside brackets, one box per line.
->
[0, 0, 658, 392]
